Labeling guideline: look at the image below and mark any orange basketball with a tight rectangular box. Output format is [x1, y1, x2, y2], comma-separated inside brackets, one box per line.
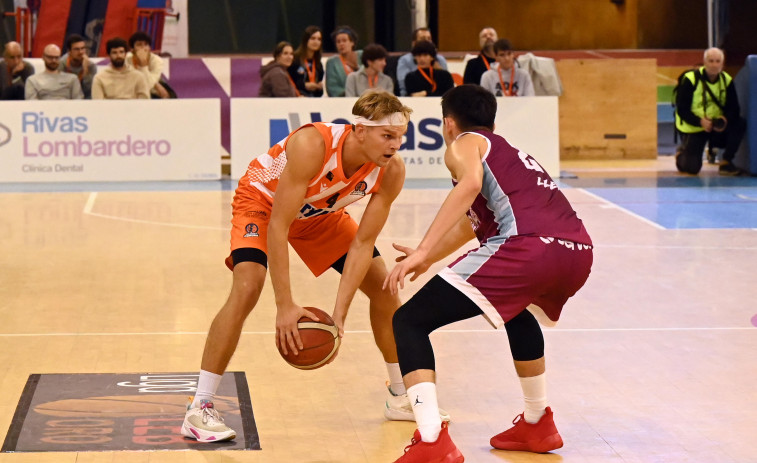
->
[278, 307, 340, 370]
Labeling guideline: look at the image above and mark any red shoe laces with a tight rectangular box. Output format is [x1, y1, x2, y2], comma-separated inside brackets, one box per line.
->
[403, 436, 420, 453]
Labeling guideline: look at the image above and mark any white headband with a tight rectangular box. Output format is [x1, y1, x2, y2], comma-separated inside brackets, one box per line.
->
[354, 113, 408, 127]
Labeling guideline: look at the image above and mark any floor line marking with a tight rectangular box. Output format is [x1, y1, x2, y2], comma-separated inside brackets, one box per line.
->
[83, 191, 97, 214]
[0, 327, 754, 337]
[578, 188, 666, 230]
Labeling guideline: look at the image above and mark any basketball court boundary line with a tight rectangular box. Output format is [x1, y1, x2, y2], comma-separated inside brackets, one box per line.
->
[579, 188, 666, 230]
[82, 192, 228, 231]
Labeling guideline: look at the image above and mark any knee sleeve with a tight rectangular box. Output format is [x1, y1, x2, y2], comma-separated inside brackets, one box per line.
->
[393, 275, 483, 376]
[504, 309, 545, 361]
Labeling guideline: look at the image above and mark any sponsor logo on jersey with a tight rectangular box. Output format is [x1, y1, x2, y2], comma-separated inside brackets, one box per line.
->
[243, 223, 259, 237]
[350, 181, 367, 196]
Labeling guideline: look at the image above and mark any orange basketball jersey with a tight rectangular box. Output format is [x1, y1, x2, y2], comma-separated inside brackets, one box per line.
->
[237, 122, 386, 219]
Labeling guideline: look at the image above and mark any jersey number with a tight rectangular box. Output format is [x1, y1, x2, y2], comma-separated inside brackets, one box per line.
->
[325, 193, 340, 209]
[518, 151, 545, 173]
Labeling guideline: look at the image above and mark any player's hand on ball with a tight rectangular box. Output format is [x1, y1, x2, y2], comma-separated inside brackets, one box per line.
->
[275, 303, 317, 356]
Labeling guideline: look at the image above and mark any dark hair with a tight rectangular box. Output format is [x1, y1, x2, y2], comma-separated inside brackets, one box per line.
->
[411, 27, 431, 42]
[128, 31, 152, 49]
[441, 85, 496, 131]
[330, 26, 358, 50]
[273, 41, 293, 60]
[361, 43, 387, 66]
[294, 25, 323, 64]
[411, 40, 436, 58]
[65, 34, 86, 52]
[106, 37, 128, 54]
[493, 38, 512, 54]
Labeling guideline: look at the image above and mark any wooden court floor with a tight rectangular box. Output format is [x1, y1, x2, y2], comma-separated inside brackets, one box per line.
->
[1, 158, 756, 462]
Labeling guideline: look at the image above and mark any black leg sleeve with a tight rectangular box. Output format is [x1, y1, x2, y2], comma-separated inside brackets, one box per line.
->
[504, 309, 545, 361]
[392, 275, 483, 376]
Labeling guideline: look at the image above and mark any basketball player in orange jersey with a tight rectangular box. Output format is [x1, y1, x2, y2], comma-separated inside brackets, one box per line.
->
[181, 90, 449, 443]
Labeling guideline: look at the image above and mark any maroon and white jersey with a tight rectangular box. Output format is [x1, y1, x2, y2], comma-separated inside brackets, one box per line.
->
[456, 130, 592, 246]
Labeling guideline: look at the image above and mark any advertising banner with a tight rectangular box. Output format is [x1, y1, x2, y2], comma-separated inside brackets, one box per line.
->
[0, 99, 221, 182]
[231, 96, 559, 181]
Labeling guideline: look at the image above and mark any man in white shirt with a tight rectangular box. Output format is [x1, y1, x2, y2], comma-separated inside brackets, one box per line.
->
[25, 44, 83, 100]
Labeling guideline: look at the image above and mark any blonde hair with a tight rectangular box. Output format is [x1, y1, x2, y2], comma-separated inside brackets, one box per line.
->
[352, 90, 412, 124]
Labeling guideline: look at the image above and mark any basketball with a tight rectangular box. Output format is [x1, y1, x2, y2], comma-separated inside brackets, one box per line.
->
[278, 307, 340, 370]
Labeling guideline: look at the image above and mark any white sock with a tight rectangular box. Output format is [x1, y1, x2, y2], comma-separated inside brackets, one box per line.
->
[386, 362, 406, 395]
[520, 373, 547, 424]
[192, 370, 223, 408]
[407, 382, 442, 442]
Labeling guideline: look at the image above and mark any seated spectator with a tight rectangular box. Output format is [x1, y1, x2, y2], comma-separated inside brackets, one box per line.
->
[325, 26, 362, 97]
[675, 47, 744, 176]
[480, 39, 534, 97]
[463, 27, 498, 85]
[1, 41, 34, 100]
[92, 37, 149, 99]
[59, 34, 97, 99]
[396, 27, 449, 96]
[345, 43, 393, 97]
[259, 41, 299, 97]
[25, 44, 83, 100]
[288, 26, 324, 97]
[404, 41, 454, 97]
[126, 31, 172, 98]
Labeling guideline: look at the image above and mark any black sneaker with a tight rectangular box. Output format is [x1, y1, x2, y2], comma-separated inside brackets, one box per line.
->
[706, 149, 717, 164]
[719, 162, 741, 176]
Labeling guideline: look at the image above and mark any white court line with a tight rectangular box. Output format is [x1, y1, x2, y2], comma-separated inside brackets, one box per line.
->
[578, 188, 666, 230]
[0, 326, 754, 337]
[82, 191, 227, 231]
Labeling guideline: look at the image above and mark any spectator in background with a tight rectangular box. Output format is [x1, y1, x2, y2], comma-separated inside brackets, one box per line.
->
[92, 37, 149, 99]
[126, 31, 171, 98]
[1, 41, 34, 100]
[675, 47, 744, 176]
[345, 43, 393, 97]
[60, 34, 97, 99]
[404, 41, 454, 97]
[480, 39, 534, 97]
[259, 41, 299, 97]
[326, 26, 361, 97]
[25, 44, 83, 100]
[396, 27, 449, 97]
[288, 26, 324, 97]
[463, 27, 498, 85]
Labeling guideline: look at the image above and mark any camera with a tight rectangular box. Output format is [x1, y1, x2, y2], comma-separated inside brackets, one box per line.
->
[712, 117, 727, 130]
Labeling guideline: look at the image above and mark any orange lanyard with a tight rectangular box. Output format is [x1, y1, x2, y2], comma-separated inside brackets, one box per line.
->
[66, 55, 85, 80]
[417, 66, 437, 93]
[339, 55, 354, 75]
[481, 53, 491, 71]
[286, 73, 301, 96]
[305, 59, 317, 83]
[497, 66, 516, 96]
[367, 73, 378, 88]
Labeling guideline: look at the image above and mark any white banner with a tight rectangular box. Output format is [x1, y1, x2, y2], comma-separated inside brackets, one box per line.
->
[231, 96, 559, 181]
[0, 99, 220, 182]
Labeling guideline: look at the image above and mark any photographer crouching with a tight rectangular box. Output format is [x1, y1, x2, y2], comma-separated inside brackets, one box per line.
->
[675, 47, 744, 176]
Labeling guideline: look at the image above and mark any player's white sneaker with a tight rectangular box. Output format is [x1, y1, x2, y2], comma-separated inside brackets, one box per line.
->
[384, 382, 451, 422]
[181, 400, 236, 443]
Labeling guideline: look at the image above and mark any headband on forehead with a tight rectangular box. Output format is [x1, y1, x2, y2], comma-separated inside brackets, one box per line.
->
[353, 113, 408, 127]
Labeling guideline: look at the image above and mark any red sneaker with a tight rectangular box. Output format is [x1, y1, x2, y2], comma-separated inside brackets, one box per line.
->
[395, 421, 464, 463]
[490, 407, 563, 453]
